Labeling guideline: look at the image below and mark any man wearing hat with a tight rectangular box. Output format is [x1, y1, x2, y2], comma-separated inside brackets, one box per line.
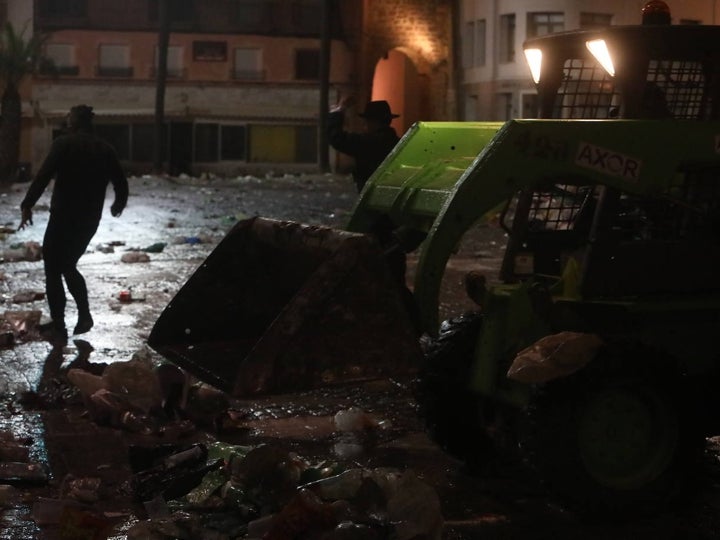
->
[328, 95, 400, 192]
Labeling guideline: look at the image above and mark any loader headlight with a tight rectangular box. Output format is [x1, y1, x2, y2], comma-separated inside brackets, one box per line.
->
[586, 39, 615, 77]
[524, 48, 543, 83]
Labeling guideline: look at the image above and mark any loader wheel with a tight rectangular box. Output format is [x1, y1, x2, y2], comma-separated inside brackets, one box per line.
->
[415, 312, 492, 467]
[520, 348, 703, 517]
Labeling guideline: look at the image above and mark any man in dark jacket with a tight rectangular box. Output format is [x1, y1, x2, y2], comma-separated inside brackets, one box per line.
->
[328, 96, 400, 192]
[19, 104, 129, 343]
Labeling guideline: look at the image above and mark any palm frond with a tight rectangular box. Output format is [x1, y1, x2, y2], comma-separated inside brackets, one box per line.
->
[0, 21, 50, 88]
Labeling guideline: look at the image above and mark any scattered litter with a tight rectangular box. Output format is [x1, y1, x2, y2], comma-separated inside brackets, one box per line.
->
[0, 461, 48, 485]
[61, 475, 102, 503]
[1, 241, 41, 262]
[333, 407, 379, 432]
[142, 242, 167, 253]
[118, 290, 132, 303]
[121, 251, 151, 263]
[11, 290, 44, 304]
[0, 485, 19, 507]
[1, 309, 42, 341]
[507, 331, 604, 383]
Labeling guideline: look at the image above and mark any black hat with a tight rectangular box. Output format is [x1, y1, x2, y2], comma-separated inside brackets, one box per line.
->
[358, 100, 400, 121]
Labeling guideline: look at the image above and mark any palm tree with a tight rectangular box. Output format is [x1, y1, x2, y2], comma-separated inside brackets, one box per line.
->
[0, 22, 47, 185]
[153, 0, 170, 173]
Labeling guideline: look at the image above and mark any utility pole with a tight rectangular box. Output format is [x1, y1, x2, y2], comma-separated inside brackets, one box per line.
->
[318, 0, 332, 172]
[153, 0, 170, 173]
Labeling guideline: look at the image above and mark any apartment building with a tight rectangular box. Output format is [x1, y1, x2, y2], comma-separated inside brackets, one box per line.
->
[19, 0, 361, 176]
[458, 0, 720, 121]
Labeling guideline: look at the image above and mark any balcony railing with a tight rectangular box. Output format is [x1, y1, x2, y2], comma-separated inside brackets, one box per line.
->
[149, 66, 188, 80]
[95, 66, 134, 78]
[38, 65, 80, 77]
[231, 69, 266, 81]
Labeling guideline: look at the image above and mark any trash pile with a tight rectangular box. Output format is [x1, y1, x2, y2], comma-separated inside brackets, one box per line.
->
[0, 309, 43, 347]
[33, 352, 445, 539]
[0, 429, 47, 486]
[0, 240, 42, 263]
[124, 442, 443, 540]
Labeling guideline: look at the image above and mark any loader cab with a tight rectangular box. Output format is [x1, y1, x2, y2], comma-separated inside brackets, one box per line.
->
[523, 23, 720, 120]
[498, 21, 720, 295]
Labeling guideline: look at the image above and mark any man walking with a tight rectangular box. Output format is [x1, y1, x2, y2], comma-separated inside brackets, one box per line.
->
[19, 104, 129, 344]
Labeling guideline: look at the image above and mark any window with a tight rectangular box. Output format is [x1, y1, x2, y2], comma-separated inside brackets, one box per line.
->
[43, 43, 78, 75]
[462, 19, 486, 68]
[95, 124, 130, 160]
[249, 124, 316, 163]
[195, 124, 249, 162]
[464, 95, 478, 120]
[221, 125, 247, 160]
[132, 124, 155, 162]
[499, 14, 515, 63]
[98, 44, 132, 77]
[154, 45, 184, 78]
[295, 49, 320, 80]
[233, 48, 263, 80]
[193, 41, 227, 62]
[195, 123, 219, 162]
[527, 12, 564, 38]
[295, 126, 317, 163]
[580, 12, 612, 29]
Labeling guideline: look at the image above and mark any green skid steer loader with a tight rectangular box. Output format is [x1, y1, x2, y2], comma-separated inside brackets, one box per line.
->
[149, 5, 720, 514]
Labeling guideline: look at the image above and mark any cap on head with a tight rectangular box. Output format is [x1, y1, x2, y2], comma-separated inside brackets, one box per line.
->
[68, 104, 95, 128]
[358, 100, 400, 123]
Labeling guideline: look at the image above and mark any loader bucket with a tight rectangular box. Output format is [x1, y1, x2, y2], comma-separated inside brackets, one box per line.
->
[148, 217, 422, 397]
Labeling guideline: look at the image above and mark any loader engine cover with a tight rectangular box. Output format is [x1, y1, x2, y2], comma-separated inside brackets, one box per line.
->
[148, 217, 422, 396]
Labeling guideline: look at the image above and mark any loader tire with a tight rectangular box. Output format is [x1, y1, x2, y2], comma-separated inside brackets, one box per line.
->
[415, 312, 492, 468]
[520, 346, 704, 518]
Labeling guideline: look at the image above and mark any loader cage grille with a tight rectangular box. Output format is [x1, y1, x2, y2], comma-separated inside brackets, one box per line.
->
[554, 59, 620, 119]
[647, 59, 708, 119]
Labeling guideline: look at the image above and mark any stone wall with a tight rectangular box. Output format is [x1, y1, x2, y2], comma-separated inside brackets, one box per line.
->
[360, 0, 456, 121]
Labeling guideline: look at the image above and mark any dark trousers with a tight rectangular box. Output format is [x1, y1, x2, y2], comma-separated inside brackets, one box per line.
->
[42, 214, 99, 328]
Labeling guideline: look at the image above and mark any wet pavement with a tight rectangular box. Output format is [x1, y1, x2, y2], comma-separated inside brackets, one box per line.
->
[0, 174, 718, 539]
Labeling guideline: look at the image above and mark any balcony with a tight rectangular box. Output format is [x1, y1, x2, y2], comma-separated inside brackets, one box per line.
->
[231, 69, 266, 81]
[38, 64, 80, 77]
[149, 67, 188, 80]
[95, 66, 134, 78]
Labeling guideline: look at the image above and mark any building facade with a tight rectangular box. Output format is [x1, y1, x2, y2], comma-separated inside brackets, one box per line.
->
[458, 0, 720, 121]
[21, 0, 365, 176]
[3, 0, 455, 178]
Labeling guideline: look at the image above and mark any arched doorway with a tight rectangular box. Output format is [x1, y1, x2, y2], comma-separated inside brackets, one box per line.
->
[371, 49, 428, 135]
